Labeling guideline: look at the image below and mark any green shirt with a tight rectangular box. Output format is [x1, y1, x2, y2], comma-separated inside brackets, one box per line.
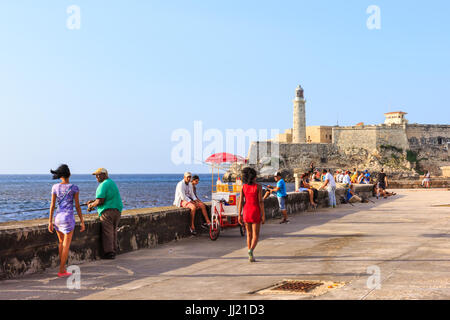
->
[95, 178, 123, 216]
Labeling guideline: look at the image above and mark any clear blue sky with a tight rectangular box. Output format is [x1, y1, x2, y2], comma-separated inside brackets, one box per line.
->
[0, 0, 449, 174]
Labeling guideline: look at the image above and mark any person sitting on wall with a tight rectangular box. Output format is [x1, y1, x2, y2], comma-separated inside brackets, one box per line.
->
[190, 175, 212, 230]
[363, 170, 371, 184]
[297, 172, 318, 209]
[174, 172, 211, 235]
[357, 172, 365, 184]
[343, 171, 352, 186]
[351, 170, 359, 184]
[313, 169, 321, 182]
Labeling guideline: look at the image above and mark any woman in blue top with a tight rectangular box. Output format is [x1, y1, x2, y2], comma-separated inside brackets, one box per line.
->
[48, 164, 85, 277]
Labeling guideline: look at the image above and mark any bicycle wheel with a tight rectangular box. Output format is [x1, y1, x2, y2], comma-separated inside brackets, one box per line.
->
[210, 222, 220, 241]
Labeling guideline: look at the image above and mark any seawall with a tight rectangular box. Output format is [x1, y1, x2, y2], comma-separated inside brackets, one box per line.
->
[0, 185, 374, 280]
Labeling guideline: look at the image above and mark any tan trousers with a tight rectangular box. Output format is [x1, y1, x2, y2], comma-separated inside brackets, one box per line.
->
[100, 209, 121, 254]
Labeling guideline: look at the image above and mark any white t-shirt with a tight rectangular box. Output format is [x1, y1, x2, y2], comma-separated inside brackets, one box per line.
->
[343, 174, 351, 185]
[325, 172, 336, 188]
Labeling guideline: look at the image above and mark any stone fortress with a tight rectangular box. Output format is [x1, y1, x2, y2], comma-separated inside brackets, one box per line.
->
[241, 85, 450, 181]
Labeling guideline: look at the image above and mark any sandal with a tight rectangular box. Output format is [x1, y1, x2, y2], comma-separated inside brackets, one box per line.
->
[57, 271, 72, 278]
[189, 228, 197, 235]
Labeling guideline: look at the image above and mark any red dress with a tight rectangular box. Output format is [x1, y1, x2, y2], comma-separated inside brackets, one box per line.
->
[242, 183, 261, 223]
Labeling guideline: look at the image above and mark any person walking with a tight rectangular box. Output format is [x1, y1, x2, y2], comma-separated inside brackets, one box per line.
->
[87, 168, 123, 259]
[422, 171, 431, 188]
[238, 167, 265, 262]
[319, 169, 337, 208]
[48, 164, 85, 277]
[376, 168, 389, 199]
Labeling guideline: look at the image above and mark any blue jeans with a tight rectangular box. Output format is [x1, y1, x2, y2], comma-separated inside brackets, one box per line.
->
[327, 186, 336, 207]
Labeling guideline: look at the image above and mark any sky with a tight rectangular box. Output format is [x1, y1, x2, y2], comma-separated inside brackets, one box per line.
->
[0, 0, 449, 174]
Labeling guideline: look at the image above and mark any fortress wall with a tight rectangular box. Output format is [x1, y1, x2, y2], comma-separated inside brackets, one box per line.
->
[248, 141, 337, 171]
[406, 125, 450, 150]
[332, 126, 378, 151]
[376, 125, 409, 150]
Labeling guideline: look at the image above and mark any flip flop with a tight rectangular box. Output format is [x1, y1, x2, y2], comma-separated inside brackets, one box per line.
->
[57, 271, 72, 278]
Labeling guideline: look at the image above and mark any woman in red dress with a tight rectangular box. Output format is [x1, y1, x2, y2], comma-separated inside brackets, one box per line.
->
[238, 167, 265, 262]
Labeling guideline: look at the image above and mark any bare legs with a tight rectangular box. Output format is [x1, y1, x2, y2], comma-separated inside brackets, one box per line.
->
[306, 189, 317, 208]
[245, 222, 261, 262]
[186, 201, 211, 231]
[55, 230, 74, 274]
[194, 200, 211, 225]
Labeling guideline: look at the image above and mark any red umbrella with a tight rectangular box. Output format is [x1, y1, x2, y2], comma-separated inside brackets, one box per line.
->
[205, 152, 247, 164]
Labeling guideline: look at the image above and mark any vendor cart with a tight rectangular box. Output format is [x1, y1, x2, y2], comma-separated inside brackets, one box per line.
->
[205, 152, 247, 241]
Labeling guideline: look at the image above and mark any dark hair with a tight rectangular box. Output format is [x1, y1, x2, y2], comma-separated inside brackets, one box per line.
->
[242, 167, 257, 185]
[322, 169, 327, 173]
[192, 175, 199, 181]
[50, 164, 71, 180]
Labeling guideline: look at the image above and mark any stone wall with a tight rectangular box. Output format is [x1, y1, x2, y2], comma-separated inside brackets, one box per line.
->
[333, 125, 379, 152]
[406, 125, 450, 150]
[0, 185, 374, 280]
[332, 125, 410, 152]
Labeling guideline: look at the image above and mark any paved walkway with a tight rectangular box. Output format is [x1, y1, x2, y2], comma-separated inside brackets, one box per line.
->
[1, 189, 449, 300]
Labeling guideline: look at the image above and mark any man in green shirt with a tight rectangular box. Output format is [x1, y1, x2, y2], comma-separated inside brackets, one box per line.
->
[87, 168, 123, 259]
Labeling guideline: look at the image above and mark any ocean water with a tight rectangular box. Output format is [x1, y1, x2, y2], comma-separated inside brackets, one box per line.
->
[0, 174, 295, 223]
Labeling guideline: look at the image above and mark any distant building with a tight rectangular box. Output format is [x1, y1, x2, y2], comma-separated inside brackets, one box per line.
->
[384, 111, 408, 125]
[306, 126, 333, 143]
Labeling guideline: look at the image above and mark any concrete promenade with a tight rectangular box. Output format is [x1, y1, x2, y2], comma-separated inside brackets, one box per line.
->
[1, 189, 449, 300]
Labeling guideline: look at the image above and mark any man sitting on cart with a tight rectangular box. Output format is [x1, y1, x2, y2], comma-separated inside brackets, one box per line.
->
[173, 172, 211, 235]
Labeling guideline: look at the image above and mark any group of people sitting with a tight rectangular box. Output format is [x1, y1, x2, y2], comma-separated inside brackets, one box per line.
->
[297, 164, 397, 208]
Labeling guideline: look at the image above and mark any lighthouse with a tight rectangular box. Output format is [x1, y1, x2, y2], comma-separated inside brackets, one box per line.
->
[293, 85, 306, 143]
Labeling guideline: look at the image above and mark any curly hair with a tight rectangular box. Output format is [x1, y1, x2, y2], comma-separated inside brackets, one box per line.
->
[50, 164, 71, 180]
[242, 167, 257, 185]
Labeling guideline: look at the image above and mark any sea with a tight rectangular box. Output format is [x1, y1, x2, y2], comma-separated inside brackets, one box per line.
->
[0, 174, 295, 223]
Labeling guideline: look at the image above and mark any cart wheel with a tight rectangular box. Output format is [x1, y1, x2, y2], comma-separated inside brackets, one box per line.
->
[210, 223, 220, 241]
[239, 224, 245, 237]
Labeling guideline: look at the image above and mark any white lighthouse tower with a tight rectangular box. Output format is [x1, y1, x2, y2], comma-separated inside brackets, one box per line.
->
[293, 85, 306, 143]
